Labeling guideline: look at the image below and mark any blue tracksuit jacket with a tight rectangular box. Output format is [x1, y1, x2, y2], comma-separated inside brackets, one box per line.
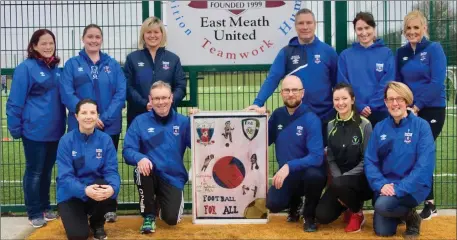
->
[268, 103, 324, 172]
[364, 112, 435, 203]
[56, 129, 120, 204]
[123, 110, 191, 189]
[6, 58, 66, 141]
[395, 37, 447, 109]
[253, 36, 338, 121]
[124, 48, 186, 123]
[338, 39, 395, 112]
[60, 50, 126, 135]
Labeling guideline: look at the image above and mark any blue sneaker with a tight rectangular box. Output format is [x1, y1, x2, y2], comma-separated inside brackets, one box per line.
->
[43, 211, 58, 221]
[29, 218, 46, 228]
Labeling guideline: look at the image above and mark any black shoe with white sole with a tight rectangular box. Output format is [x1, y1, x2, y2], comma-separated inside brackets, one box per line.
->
[419, 202, 437, 220]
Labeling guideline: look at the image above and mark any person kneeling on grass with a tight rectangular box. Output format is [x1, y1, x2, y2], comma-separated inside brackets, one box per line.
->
[365, 82, 435, 238]
[315, 83, 373, 233]
[254, 75, 327, 232]
[56, 99, 120, 240]
[123, 81, 191, 234]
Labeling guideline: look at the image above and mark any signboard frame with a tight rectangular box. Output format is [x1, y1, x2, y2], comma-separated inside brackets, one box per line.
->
[191, 111, 269, 224]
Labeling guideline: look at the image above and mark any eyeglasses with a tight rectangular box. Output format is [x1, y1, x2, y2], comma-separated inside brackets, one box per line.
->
[281, 88, 303, 94]
[151, 95, 171, 103]
[386, 97, 406, 104]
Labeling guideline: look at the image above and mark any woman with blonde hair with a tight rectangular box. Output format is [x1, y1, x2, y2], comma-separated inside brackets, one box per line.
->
[124, 16, 186, 127]
[365, 81, 435, 238]
[395, 10, 447, 220]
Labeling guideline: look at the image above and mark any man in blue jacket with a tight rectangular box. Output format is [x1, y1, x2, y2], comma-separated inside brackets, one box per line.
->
[247, 8, 338, 125]
[247, 8, 337, 222]
[260, 75, 326, 232]
[123, 81, 191, 234]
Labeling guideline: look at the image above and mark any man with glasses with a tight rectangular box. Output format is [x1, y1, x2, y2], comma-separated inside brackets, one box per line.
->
[123, 81, 191, 234]
[246, 8, 337, 222]
[257, 75, 327, 232]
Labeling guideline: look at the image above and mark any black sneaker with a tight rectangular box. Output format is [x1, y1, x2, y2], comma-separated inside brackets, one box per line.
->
[419, 202, 437, 220]
[303, 218, 317, 232]
[403, 208, 421, 239]
[92, 226, 107, 240]
[286, 198, 303, 222]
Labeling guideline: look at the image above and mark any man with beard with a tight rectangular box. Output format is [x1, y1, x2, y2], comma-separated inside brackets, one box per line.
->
[257, 75, 327, 232]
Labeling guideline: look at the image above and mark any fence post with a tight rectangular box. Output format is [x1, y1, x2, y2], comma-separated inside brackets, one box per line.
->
[142, 1, 149, 20]
[154, 1, 162, 19]
[189, 70, 198, 107]
[429, 1, 434, 40]
[324, 1, 332, 46]
[384, 1, 388, 36]
[335, 1, 347, 54]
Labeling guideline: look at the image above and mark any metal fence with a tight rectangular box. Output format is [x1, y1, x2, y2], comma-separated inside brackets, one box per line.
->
[1, 1, 456, 213]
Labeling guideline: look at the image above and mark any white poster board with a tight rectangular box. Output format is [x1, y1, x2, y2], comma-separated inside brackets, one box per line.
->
[165, 1, 302, 65]
[191, 111, 268, 224]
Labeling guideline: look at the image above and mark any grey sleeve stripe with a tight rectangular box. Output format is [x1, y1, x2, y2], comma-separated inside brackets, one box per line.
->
[177, 191, 184, 224]
[286, 64, 308, 76]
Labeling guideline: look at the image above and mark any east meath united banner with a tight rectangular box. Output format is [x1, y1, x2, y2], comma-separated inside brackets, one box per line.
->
[191, 112, 268, 224]
[166, 0, 302, 65]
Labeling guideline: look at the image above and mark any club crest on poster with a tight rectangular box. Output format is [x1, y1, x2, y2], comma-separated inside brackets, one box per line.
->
[242, 118, 260, 141]
[196, 120, 216, 145]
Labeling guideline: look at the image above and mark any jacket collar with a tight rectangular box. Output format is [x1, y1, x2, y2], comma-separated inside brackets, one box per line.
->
[284, 102, 310, 120]
[76, 127, 97, 142]
[142, 47, 165, 60]
[288, 35, 321, 47]
[388, 111, 414, 127]
[150, 108, 175, 125]
[352, 38, 385, 49]
[406, 36, 430, 54]
[79, 49, 110, 66]
[335, 111, 355, 122]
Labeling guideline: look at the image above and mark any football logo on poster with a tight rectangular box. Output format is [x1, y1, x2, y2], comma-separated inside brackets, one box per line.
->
[242, 118, 260, 141]
[191, 112, 268, 224]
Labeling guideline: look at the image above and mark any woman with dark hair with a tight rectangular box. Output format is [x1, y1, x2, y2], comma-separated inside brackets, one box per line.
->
[6, 29, 66, 228]
[124, 17, 186, 127]
[396, 10, 447, 220]
[338, 12, 395, 128]
[315, 83, 373, 233]
[60, 24, 126, 151]
[57, 99, 120, 240]
[60, 24, 125, 222]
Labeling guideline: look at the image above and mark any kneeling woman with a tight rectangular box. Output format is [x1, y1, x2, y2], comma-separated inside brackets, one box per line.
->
[365, 82, 435, 238]
[316, 83, 373, 233]
[56, 99, 120, 240]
